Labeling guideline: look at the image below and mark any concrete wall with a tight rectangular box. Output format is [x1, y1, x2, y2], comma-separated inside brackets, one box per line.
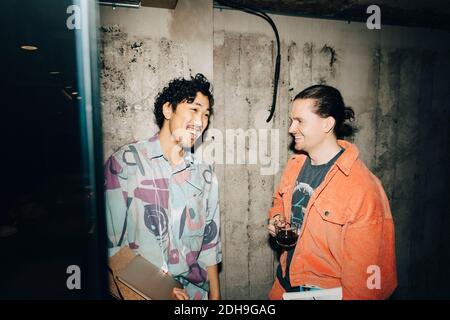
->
[213, 9, 450, 299]
[99, 0, 213, 158]
[100, 1, 450, 299]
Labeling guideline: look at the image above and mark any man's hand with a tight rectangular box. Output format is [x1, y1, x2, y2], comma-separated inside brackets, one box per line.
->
[207, 264, 220, 300]
[268, 214, 286, 237]
[173, 287, 189, 300]
[163, 268, 189, 300]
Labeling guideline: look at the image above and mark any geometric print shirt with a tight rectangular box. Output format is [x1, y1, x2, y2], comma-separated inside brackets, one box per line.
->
[104, 132, 222, 300]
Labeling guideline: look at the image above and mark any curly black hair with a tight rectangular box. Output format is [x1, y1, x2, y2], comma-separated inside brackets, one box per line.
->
[153, 73, 214, 129]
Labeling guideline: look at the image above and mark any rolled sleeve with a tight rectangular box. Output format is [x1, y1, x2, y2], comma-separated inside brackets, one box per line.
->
[268, 179, 285, 220]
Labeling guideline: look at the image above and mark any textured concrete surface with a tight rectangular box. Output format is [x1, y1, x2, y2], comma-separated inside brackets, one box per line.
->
[99, 2, 450, 299]
[99, 0, 213, 158]
[213, 9, 450, 299]
[99, 24, 190, 158]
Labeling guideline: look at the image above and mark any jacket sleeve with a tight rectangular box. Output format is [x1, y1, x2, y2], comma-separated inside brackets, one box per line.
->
[268, 161, 292, 220]
[341, 184, 398, 300]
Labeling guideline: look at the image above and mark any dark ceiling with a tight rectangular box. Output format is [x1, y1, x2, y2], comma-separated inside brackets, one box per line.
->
[214, 0, 450, 31]
[96, 0, 450, 30]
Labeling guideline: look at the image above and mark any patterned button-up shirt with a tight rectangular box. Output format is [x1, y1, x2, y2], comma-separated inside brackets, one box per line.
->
[104, 133, 222, 300]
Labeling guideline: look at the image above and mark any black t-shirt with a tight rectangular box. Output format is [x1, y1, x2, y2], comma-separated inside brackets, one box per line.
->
[276, 148, 345, 291]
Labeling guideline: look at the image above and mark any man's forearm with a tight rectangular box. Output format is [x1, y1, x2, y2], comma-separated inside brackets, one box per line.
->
[206, 264, 220, 300]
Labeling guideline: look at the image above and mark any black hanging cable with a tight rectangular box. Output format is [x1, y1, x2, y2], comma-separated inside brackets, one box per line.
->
[216, 0, 281, 123]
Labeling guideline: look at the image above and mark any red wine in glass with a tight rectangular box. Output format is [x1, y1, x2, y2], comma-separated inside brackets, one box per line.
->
[276, 224, 299, 248]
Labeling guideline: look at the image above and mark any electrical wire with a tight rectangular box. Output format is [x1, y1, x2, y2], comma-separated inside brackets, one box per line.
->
[216, 0, 281, 123]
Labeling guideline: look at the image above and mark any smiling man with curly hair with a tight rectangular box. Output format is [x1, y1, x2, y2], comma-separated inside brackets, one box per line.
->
[104, 74, 222, 300]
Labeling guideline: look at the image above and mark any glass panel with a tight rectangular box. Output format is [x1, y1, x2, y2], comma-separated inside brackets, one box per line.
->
[0, 0, 107, 298]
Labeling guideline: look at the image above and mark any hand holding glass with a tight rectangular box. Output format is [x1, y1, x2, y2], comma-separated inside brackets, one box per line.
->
[275, 222, 299, 248]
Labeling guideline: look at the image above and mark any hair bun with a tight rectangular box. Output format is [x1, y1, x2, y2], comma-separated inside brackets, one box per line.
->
[343, 106, 355, 121]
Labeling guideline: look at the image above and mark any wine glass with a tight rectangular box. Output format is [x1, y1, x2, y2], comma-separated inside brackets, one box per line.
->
[275, 222, 299, 248]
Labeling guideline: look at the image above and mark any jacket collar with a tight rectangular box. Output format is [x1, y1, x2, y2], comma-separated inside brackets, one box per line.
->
[291, 139, 359, 176]
[335, 140, 359, 176]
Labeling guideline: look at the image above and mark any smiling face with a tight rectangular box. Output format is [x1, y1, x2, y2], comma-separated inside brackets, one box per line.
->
[163, 92, 210, 148]
[289, 98, 333, 153]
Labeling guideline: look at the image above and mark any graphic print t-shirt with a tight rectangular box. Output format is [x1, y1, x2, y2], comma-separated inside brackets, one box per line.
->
[276, 148, 345, 291]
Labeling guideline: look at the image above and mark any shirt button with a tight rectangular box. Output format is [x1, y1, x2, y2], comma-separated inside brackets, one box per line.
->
[324, 211, 331, 216]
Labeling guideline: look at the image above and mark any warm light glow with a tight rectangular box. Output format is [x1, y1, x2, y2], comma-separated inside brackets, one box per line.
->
[20, 45, 38, 51]
[71, 91, 78, 95]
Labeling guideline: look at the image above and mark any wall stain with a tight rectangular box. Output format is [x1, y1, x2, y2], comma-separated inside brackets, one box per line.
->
[131, 41, 143, 49]
[317, 77, 326, 84]
[115, 97, 128, 116]
[303, 42, 314, 57]
[130, 41, 144, 63]
[100, 24, 126, 40]
[100, 25, 121, 33]
[320, 44, 338, 68]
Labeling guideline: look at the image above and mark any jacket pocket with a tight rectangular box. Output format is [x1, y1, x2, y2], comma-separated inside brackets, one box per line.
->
[309, 197, 346, 266]
[313, 197, 347, 226]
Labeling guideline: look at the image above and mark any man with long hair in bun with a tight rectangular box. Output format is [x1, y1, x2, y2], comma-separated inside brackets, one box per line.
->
[267, 85, 397, 300]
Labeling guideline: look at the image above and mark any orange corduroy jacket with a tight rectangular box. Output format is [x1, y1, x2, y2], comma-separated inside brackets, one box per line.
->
[268, 140, 397, 300]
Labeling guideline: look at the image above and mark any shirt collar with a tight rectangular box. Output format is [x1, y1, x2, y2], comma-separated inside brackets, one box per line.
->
[147, 132, 196, 171]
[147, 132, 164, 159]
